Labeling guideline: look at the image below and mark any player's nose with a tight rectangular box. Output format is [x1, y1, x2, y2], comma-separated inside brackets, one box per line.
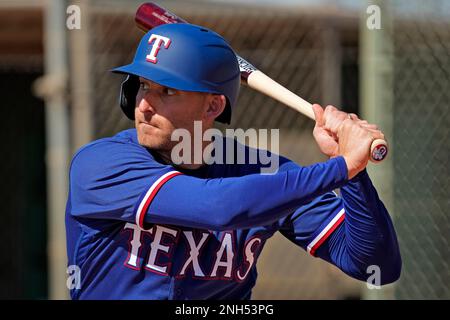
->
[137, 97, 156, 115]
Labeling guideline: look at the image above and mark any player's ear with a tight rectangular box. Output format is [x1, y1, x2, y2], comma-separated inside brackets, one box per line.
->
[205, 94, 226, 122]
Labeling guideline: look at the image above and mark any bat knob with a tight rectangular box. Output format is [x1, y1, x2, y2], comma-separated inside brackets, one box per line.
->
[369, 139, 388, 163]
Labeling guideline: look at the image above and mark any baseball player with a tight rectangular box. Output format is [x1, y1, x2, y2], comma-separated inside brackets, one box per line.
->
[65, 23, 401, 299]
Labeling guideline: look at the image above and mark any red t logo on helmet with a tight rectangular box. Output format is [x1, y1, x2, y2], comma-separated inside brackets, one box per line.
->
[146, 34, 171, 64]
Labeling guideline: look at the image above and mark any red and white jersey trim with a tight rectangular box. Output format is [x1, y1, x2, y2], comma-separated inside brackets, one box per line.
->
[307, 208, 345, 256]
[136, 171, 183, 229]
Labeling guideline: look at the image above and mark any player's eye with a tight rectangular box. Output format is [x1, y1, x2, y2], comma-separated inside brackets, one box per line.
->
[163, 87, 177, 96]
[139, 82, 149, 91]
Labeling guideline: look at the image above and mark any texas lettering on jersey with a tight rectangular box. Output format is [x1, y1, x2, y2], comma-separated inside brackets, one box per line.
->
[122, 223, 264, 281]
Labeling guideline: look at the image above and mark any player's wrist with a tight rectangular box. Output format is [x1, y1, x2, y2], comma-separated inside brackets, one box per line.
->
[342, 155, 362, 180]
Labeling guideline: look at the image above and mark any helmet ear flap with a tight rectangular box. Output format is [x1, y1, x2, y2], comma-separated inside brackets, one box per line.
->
[119, 75, 140, 120]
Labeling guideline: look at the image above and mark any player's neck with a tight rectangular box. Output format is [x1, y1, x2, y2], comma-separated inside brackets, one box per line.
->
[154, 141, 211, 170]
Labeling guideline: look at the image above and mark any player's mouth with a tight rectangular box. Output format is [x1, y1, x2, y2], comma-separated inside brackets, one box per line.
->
[138, 122, 160, 134]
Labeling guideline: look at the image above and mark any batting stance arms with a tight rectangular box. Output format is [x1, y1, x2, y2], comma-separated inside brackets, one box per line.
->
[66, 130, 401, 299]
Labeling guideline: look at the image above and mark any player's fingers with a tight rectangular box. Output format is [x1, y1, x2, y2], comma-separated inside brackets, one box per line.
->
[364, 127, 385, 141]
[359, 123, 378, 130]
[312, 104, 325, 127]
[323, 105, 336, 124]
[323, 105, 347, 133]
[348, 113, 359, 120]
[373, 131, 385, 141]
[324, 105, 338, 113]
[324, 105, 346, 120]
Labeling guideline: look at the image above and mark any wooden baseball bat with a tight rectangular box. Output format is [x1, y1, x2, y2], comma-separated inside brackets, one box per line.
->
[135, 2, 388, 163]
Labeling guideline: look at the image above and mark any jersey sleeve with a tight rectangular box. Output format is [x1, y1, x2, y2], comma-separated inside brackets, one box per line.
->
[277, 191, 345, 255]
[273, 156, 345, 254]
[68, 138, 350, 232]
[314, 170, 402, 284]
[140, 156, 348, 231]
[68, 139, 177, 224]
[277, 163, 402, 284]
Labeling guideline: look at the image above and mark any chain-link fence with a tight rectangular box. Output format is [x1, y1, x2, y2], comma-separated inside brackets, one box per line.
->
[391, 10, 450, 299]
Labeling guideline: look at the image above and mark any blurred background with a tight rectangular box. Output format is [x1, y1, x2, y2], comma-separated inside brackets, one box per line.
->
[0, 0, 448, 300]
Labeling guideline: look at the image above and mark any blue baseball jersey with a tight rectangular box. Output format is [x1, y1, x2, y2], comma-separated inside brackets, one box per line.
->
[66, 129, 401, 299]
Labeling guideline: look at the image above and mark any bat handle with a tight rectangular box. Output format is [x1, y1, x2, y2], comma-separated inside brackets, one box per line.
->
[369, 139, 388, 163]
[245, 70, 389, 163]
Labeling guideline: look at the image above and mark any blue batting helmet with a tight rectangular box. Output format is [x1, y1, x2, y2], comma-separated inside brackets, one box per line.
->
[111, 23, 241, 124]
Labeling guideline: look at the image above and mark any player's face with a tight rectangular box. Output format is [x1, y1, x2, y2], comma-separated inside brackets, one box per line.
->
[135, 77, 209, 156]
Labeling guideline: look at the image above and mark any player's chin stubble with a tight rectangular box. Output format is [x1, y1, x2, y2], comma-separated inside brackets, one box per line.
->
[136, 122, 176, 155]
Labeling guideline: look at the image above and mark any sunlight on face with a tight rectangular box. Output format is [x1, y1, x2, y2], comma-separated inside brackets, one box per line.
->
[134, 77, 209, 153]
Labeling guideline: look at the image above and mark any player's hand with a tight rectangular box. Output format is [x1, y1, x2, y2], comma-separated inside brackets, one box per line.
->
[312, 104, 385, 179]
[337, 119, 385, 179]
[312, 104, 339, 158]
[312, 104, 357, 157]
